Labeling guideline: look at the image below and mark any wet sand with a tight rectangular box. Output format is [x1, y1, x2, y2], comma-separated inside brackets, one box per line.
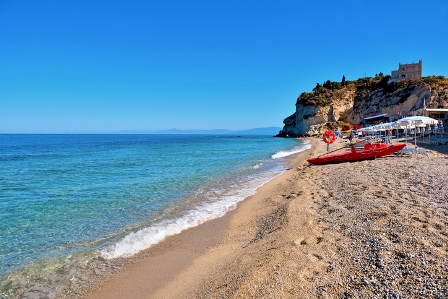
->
[78, 137, 447, 299]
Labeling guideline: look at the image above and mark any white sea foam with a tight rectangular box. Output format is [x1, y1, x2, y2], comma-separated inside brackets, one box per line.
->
[251, 162, 263, 169]
[101, 211, 215, 259]
[271, 140, 311, 159]
[101, 166, 285, 259]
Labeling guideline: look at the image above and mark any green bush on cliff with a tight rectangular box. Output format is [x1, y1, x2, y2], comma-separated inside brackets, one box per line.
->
[296, 74, 448, 108]
[296, 74, 435, 107]
[423, 76, 448, 87]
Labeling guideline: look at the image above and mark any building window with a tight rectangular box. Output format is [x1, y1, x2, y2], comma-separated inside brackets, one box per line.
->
[402, 67, 405, 71]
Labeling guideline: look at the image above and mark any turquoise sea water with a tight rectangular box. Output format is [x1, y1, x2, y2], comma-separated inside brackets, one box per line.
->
[0, 134, 310, 298]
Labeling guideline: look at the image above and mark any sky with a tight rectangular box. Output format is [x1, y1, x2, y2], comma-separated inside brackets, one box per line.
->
[1, 0, 447, 133]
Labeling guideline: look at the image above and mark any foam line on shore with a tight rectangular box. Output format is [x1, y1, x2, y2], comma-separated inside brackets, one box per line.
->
[101, 165, 288, 259]
[272, 140, 311, 159]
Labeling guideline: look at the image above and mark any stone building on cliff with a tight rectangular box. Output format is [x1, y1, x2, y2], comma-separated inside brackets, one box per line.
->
[389, 60, 422, 83]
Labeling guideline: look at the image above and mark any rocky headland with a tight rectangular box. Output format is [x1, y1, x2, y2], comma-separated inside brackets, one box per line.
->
[278, 75, 448, 137]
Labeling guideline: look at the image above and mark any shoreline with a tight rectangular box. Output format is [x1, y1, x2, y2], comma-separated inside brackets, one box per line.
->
[76, 138, 447, 299]
[73, 139, 318, 299]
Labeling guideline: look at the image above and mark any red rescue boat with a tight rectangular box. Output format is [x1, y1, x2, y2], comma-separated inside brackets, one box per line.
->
[307, 142, 406, 165]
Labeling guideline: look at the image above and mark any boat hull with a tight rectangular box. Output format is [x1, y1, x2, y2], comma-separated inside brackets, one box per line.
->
[307, 143, 406, 165]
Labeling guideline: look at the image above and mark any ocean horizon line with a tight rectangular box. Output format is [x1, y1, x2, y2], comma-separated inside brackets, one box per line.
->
[0, 126, 283, 136]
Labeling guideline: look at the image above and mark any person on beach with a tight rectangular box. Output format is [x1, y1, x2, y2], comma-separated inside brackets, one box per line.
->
[386, 129, 392, 144]
[348, 131, 354, 144]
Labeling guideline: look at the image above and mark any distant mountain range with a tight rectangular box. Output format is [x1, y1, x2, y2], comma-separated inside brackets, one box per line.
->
[115, 127, 282, 135]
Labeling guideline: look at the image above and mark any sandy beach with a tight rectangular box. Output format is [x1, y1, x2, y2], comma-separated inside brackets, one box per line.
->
[75, 137, 447, 299]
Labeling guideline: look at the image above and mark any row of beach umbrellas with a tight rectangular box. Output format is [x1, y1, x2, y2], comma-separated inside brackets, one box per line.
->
[358, 116, 440, 147]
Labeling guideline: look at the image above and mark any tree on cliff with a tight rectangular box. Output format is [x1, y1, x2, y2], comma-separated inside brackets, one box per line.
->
[342, 75, 346, 86]
[323, 80, 332, 89]
[313, 83, 325, 94]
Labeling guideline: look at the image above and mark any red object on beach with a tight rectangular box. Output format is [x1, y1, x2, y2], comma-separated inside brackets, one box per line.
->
[322, 130, 337, 144]
[307, 143, 406, 165]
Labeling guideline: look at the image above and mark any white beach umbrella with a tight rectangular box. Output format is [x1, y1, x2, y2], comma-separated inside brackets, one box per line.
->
[391, 121, 407, 129]
[390, 121, 408, 141]
[359, 123, 393, 141]
[389, 121, 411, 142]
[376, 123, 393, 131]
[396, 116, 438, 126]
[396, 116, 439, 147]
[359, 126, 379, 138]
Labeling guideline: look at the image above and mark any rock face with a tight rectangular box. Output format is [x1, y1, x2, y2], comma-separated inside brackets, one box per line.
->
[278, 76, 448, 137]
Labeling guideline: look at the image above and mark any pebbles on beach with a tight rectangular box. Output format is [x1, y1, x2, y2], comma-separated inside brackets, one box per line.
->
[180, 140, 447, 299]
[306, 154, 447, 299]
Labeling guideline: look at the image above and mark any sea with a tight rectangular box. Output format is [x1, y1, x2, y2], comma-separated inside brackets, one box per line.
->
[0, 134, 310, 298]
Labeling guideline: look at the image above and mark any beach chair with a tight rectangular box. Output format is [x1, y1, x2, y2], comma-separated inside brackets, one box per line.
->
[397, 146, 430, 158]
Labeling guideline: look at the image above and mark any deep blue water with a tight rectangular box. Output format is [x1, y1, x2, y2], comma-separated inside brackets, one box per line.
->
[0, 134, 310, 297]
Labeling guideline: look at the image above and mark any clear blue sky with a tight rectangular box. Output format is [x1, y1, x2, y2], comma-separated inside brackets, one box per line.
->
[1, 0, 447, 133]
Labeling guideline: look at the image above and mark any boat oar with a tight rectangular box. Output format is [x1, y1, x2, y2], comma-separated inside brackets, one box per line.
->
[317, 138, 371, 158]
